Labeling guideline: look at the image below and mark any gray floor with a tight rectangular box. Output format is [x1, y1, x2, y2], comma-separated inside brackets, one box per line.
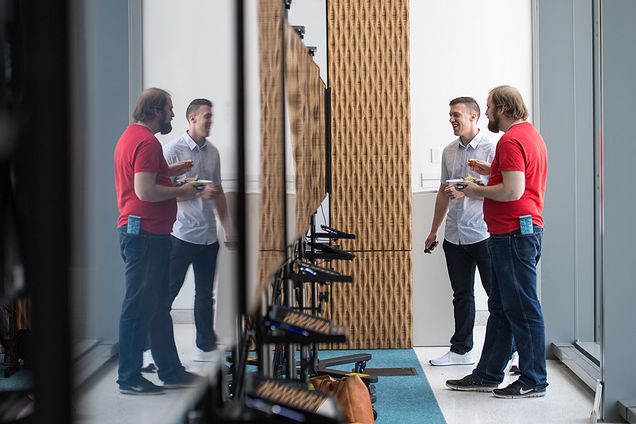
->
[75, 324, 225, 424]
[76, 324, 598, 424]
[414, 326, 597, 424]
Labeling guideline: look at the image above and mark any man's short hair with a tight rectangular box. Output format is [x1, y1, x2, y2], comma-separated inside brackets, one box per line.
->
[488, 85, 528, 121]
[449, 97, 480, 119]
[186, 98, 213, 120]
[132, 87, 170, 123]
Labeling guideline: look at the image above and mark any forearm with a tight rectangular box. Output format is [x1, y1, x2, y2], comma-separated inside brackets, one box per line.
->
[430, 189, 450, 233]
[213, 193, 234, 236]
[137, 184, 185, 202]
[474, 183, 520, 202]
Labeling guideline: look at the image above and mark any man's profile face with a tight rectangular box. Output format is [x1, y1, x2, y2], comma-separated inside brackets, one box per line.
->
[190, 105, 213, 138]
[159, 98, 175, 135]
[449, 103, 476, 139]
[486, 97, 500, 133]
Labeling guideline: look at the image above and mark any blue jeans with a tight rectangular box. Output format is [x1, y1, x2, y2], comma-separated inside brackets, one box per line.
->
[473, 226, 548, 390]
[168, 237, 220, 351]
[443, 239, 492, 354]
[117, 228, 185, 386]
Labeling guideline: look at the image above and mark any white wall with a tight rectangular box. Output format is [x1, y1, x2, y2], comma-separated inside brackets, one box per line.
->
[410, 0, 533, 345]
[411, 0, 533, 192]
[142, 0, 238, 185]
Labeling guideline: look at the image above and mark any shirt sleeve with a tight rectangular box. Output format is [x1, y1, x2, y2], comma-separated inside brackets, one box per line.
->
[496, 139, 526, 172]
[487, 142, 496, 163]
[134, 139, 163, 173]
[440, 146, 450, 183]
[163, 142, 178, 165]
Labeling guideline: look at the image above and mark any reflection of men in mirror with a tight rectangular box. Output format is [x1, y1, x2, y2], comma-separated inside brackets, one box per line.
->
[163, 98, 235, 362]
[425, 97, 496, 367]
[114, 88, 202, 395]
[446, 85, 548, 398]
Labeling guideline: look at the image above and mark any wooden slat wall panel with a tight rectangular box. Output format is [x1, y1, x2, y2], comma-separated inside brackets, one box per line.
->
[328, 0, 412, 348]
[329, 252, 411, 348]
[285, 25, 326, 240]
[256, 0, 286, 293]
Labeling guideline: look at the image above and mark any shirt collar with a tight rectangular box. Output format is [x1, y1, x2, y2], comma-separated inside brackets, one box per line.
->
[184, 131, 207, 151]
[457, 130, 482, 150]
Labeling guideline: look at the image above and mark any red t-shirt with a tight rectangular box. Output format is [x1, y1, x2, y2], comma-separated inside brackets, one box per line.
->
[114, 124, 177, 234]
[483, 122, 547, 234]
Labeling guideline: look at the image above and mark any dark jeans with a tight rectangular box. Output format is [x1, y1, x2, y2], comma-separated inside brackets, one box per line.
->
[443, 238, 492, 354]
[168, 236, 220, 351]
[473, 226, 548, 390]
[117, 228, 185, 386]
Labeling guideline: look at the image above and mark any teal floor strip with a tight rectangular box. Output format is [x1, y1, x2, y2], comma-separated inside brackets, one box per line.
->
[318, 349, 446, 423]
[0, 354, 31, 392]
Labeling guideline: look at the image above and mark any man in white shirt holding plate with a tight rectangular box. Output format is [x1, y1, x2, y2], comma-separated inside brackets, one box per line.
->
[425, 96, 496, 366]
[163, 98, 235, 362]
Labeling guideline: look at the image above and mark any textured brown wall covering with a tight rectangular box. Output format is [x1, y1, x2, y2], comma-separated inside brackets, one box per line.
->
[285, 24, 326, 241]
[256, 0, 286, 296]
[328, 0, 412, 348]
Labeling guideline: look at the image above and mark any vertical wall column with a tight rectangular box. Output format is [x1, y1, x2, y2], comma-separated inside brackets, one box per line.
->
[599, 1, 636, 420]
[327, 0, 412, 348]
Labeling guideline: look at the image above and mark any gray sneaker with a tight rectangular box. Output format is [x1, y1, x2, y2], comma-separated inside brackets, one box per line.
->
[446, 374, 498, 392]
[493, 380, 546, 399]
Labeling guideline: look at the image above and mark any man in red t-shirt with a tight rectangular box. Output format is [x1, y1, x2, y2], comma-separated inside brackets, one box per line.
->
[114, 87, 200, 395]
[445, 86, 549, 399]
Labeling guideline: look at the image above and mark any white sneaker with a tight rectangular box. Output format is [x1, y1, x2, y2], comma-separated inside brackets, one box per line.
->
[141, 349, 156, 373]
[193, 348, 220, 362]
[508, 351, 520, 374]
[429, 350, 475, 366]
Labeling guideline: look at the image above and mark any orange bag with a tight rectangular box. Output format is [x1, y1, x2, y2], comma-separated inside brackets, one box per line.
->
[311, 374, 374, 424]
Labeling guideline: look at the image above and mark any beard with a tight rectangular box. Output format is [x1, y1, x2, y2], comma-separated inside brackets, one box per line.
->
[159, 110, 173, 135]
[160, 121, 172, 135]
[488, 115, 500, 133]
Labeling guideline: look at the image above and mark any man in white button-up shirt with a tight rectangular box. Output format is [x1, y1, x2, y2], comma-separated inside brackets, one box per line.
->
[163, 98, 235, 362]
[425, 97, 496, 366]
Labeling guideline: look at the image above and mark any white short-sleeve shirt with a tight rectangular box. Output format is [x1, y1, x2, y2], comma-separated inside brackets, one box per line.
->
[164, 132, 222, 245]
[440, 131, 496, 245]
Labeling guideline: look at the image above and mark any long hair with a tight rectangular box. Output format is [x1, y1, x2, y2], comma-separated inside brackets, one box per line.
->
[488, 85, 528, 121]
[132, 88, 170, 123]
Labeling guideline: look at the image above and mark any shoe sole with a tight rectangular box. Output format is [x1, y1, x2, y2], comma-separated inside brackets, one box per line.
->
[492, 391, 546, 399]
[119, 388, 164, 395]
[430, 361, 476, 366]
[445, 383, 497, 392]
[162, 379, 203, 388]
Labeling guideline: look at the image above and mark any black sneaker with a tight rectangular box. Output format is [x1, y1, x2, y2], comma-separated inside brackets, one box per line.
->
[446, 374, 499, 392]
[161, 370, 203, 388]
[119, 377, 164, 395]
[493, 379, 546, 399]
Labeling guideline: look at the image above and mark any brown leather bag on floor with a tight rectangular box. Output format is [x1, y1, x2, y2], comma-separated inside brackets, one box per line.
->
[310, 374, 374, 424]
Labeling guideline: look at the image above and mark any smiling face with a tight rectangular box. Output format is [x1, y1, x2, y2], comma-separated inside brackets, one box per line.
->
[449, 102, 477, 141]
[189, 104, 213, 142]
